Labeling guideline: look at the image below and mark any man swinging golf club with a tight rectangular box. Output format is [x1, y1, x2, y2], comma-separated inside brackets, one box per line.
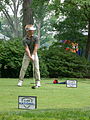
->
[18, 24, 41, 89]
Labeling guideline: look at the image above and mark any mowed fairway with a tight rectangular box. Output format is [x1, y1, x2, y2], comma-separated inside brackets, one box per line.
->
[0, 78, 90, 120]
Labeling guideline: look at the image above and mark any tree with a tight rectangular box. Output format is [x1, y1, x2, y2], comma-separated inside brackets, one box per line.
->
[0, 15, 22, 38]
[31, 0, 50, 45]
[51, 0, 90, 60]
[68, 0, 90, 60]
[23, 0, 34, 36]
[39, 15, 57, 47]
[0, 0, 22, 37]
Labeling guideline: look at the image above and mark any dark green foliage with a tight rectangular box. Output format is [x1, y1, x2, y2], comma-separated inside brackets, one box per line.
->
[0, 39, 35, 78]
[39, 48, 49, 77]
[0, 39, 90, 78]
[50, 0, 90, 59]
[0, 38, 24, 77]
[45, 43, 90, 78]
[0, 38, 49, 78]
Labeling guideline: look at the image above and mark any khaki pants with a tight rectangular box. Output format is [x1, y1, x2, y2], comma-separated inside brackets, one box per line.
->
[19, 52, 40, 81]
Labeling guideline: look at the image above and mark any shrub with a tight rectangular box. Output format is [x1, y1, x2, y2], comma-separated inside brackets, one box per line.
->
[44, 44, 90, 78]
[0, 38, 24, 77]
[0, 39, 90, 78]
[0, 39, 49, 78]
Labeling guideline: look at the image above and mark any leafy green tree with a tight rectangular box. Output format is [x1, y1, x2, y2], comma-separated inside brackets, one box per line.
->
[0, 0, 22, 37]
[0, 15, 22, 38]
[37, 15, 57, 47]
[50, 0, 90, 60]
[31, 0, 50, 45]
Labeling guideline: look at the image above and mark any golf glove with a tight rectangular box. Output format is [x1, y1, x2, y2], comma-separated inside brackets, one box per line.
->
[32, 54, 35, 61]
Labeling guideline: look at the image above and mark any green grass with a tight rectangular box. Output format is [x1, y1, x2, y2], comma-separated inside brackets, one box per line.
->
[0, 78, 90, 120]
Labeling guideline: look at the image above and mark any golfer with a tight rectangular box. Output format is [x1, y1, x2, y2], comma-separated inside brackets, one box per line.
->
[18, 24, 41, 89]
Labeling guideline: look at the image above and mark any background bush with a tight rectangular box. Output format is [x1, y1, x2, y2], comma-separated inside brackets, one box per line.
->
[0, 39, 49, 78]
[0, 39, 24, 78]
[45, 43, 90, 78]
[0, 39, 90, 78]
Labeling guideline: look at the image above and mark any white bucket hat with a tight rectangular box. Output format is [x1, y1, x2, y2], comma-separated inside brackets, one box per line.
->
[25, 24, 36, 31]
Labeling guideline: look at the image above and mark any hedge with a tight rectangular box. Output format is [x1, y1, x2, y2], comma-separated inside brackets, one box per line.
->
[0, 39, 90, 78]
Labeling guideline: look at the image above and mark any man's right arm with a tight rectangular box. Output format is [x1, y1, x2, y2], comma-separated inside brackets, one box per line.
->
[25, 45, 33, 61]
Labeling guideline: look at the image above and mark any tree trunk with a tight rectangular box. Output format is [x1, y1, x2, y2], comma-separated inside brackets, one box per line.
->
[13, 0, 19, 37]
[23, 0, 34, 36]
[85, 20, 90, 60]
